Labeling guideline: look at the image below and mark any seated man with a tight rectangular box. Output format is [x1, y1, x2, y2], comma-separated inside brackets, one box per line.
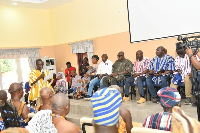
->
[0, 90, 8, 131]
[143, 87, 181, 131]
[91, 87, 122, 133]
[8, 83, 30, 126]
[170, 49, 193, 105]
[102, 51, 132, 87]
[146, 46, 175, 103]
[85, 54, 113, 99]
[35, 87, 54, 113]
[51, 93, 80, 133]
[124, 50, 150, 103]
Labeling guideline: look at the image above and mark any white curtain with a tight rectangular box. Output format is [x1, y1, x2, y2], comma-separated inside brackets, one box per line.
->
[0, 48, 40, 70]
[70, 40, 93, 63]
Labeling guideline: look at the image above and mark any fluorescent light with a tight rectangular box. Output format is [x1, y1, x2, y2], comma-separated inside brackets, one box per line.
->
[13, 2, 18, 5]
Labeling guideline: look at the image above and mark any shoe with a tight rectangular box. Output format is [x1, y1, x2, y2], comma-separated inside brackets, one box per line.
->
[152, 97, 157, 103]
[192, 102, 197, 106]
[185, 97, 192, 105]
[122, 96, 130, 102]
[137, 97, 146, 104]
[84, 95, 92, 100]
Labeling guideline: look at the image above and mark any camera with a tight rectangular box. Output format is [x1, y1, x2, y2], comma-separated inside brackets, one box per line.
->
[176, 35, 200, 54]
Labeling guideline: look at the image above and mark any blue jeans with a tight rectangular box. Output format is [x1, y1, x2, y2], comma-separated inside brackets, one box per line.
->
[87, 76, 105, 96]
[124, 76, 146, 97]
[146, 76, 169, 98]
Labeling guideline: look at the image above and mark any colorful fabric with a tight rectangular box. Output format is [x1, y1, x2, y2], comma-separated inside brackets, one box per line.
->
[1, 127, 29, 133]
[143, 112, 172, 131]
[89, 63, 99, 75]
[54, 79, 68, 94]
[172, 106, 200, 133]
[133, 57, 150, 76]
[24, 82, 30, 92]
[71, 75, 82, 89]
[157, 87, 181, 107]
[29, 69, 53, 101]
[65, 66, 76, 82]
[174, 54, 191, 82]
[118, 116, 127, 133]
[91, 87, 122, 126]
[172, 73, 182, 85]
[148, 54, 175, 84]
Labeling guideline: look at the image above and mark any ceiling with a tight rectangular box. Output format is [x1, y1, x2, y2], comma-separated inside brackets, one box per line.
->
[0, 0, 74, 9]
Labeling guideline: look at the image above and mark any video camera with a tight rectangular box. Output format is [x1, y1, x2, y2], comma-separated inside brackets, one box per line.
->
[176, 35, 200, 54]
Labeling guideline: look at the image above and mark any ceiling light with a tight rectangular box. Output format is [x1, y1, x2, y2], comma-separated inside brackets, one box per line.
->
[13, 2, 18, 5]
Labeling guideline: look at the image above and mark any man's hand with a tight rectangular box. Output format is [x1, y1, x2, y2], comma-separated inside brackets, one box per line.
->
[110, 73, 118, 77]
[154, 72, 162, 76]
[47, 79, 52, 83]
[39, 73, 45, 79]
[186, 46, 193, 55]
[133, 73, 140, 77]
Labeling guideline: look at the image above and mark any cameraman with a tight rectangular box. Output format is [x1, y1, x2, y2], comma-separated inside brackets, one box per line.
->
[186, 47, 200, 70]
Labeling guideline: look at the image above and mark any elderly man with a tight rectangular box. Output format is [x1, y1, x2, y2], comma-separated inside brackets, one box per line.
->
[102, 51, 132, 87]
[124, 50, 150, 103]
[91, 87, 122, 133]
[51, 93, 80, 133]
[29, 59, 53, 106]
[85, 54, 113, 99]
[146, 46, 175, 103]
[35, 87, 54, 113]
[143, 87, 181, 131]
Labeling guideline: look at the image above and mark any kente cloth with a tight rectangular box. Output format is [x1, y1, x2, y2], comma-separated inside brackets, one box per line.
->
[143, 112, 172, 131]
[0, 101, 35, 131]
[25, 110, 57, 133]
[148, 54, 175, 84]
[174, 54, 191, 82]
[157, 87, 181, 107]
[91, 87, 122, 126]
[172, 106, 200, 133]
[29, 69, 53, 101]
[133, 57, 150, 83]
[118, 116, 127, 133]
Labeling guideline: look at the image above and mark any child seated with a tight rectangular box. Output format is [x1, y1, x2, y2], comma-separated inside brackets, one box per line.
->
[74, 79, 87, 99]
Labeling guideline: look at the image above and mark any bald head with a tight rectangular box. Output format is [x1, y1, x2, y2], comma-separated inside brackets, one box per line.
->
[51, 93, 69, 112]
[40, 87, 53, 100]
[0, 90, 7, 106]
[8, 83, 23, 94]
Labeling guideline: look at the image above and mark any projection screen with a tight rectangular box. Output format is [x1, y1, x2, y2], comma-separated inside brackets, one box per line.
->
[127, 0, 200, 43]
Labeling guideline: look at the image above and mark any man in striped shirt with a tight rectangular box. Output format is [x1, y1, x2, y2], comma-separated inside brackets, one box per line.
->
[143, 87, 181, 131]
[170, 49, 193, 105]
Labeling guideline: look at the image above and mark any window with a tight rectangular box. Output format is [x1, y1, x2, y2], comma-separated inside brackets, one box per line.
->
[0, 58, 31, 90]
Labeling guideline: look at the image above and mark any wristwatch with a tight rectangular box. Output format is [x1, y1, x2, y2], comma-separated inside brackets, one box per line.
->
[188, 54, 193, 59]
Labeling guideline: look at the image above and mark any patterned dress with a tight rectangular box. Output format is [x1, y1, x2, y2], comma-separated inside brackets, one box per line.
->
[54, 79, 68, 94]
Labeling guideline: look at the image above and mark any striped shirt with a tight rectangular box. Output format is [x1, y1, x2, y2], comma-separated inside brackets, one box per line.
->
[174, 54, 191, 82]
[133, 57, 150, 76]
[143, 112, 172, 131]
[148, 54, 175, 84]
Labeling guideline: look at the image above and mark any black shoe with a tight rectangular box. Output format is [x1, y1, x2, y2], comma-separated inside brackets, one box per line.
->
[192, 102, 197, 106]
[84, 95, 92, 99]
[152, 97, 157, 103]
[185, 97, 192, 105]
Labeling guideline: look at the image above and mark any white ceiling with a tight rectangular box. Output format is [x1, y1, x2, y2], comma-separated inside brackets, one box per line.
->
[0, 0, 74, 9]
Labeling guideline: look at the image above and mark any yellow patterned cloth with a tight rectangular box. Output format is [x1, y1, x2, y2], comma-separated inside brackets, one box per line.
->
[29, 69, 53, 101]
[172, 106, 200, 133]
[118, 116, 127, 133]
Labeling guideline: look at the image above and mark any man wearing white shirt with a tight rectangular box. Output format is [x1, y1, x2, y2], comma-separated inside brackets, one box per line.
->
[85, 54, 113, 98]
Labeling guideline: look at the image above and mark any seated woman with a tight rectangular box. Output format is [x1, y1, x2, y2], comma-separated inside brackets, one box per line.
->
[54, 72, 68, 94]
[0, 83, 35, 131]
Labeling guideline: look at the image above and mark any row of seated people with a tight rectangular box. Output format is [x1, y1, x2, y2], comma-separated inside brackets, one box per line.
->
[0, 83, 81, 132]
[1, 82, 196, 133]
[75, 46, 193, 106]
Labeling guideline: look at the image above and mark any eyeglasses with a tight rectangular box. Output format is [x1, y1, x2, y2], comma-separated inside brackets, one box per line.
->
[117, 55, 123, 57]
